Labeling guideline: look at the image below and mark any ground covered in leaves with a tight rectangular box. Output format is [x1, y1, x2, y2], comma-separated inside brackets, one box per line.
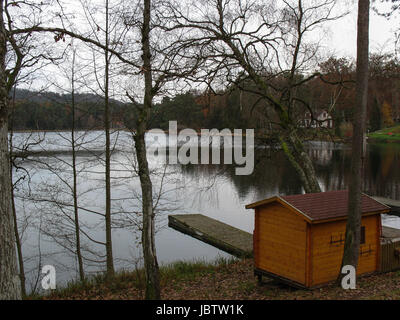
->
[35, 258, 400, 300]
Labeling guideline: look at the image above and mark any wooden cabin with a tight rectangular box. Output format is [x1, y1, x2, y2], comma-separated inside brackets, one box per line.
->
[245, 190, 391, 288]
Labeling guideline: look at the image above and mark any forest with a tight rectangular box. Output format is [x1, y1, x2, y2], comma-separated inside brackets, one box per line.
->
[11, 53, 400, 135]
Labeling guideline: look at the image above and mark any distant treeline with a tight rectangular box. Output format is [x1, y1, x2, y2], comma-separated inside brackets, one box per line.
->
[9, 88, 250, 132]
[9, 89, 127, 131]
[10, 54, 400, 134]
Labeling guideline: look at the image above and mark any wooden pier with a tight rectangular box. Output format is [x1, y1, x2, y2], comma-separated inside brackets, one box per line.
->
[168, 214, 253, 258]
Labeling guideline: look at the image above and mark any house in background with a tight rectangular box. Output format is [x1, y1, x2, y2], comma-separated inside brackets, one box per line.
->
[245, 190, 390, 288]
[303, 110, 334, 129]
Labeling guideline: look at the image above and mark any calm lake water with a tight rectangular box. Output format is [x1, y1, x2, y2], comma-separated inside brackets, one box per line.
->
[10, 131, 400, 293]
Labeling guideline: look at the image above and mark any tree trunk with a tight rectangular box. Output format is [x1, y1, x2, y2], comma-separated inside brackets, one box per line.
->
[134, 130, 160, 300]
[9, 89, 26, 297]
[0, 120, 21, 300]
[0, 1, 22, 299]
[10, 166, 25, 298]
[104, 0, 114, 279]
[281, 129, 322, 194]
[135, 0, 161, 300]
[71, 50, 85, 282]
[340, 0, 370, 279]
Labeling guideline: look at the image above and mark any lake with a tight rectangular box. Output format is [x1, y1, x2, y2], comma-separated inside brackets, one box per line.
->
[10, 130, 400, 293]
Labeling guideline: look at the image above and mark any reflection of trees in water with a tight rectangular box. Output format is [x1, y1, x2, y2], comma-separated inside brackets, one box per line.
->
[313, 148, 351, 192]
[176, 163, 225, 209]
[307, 144, 400, 200]
[364, 144, 400, 200]
[177, 143, 400, 201]
[308, 144, 400, 200]
[177, 147, 305, 202]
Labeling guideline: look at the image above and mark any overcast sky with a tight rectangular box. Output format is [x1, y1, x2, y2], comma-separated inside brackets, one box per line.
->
[327, 5, 398, 58]
[20, 1, 400, 96]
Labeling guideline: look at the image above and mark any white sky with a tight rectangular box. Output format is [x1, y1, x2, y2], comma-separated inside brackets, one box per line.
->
[326, 5, 398, 58]
[19, 1, 400, 95]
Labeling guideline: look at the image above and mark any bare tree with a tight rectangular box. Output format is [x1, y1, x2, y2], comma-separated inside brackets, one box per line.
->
[17, 46, 114, 283]
[0, 0, 32, 299]
[9, 84, 27, 297]
[164, 0, 347, 193]
[340, 0, 370, 282]
[74, 0, 136, 278]
[121, 0, 208, 298]
[132, 0, 161, 299]
[0, 0, 70, 298]
[103, 0, 114, 279]
[70, 48, 85, 281]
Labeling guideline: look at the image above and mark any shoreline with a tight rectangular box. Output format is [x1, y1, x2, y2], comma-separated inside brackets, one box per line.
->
[10, 128, 346, 141]
[11, 129, 400, 149]
[30, 256, 400, 300]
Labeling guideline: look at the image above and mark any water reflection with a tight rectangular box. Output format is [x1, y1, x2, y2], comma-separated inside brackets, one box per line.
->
[11, 132, 400, 293]
[178, 141, 400, 201]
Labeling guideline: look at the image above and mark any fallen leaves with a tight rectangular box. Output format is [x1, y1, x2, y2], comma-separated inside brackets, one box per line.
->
[38, 259, 400, 300]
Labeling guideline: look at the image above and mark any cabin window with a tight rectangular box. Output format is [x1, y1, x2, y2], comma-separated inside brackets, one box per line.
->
[360, 226, 365, 245]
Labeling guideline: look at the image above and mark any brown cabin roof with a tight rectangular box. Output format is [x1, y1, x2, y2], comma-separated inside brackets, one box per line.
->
[245, 190, 390, 223]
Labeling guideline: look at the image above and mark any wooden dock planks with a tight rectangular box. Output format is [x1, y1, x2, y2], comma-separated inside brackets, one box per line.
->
[168, 214, 253, 258]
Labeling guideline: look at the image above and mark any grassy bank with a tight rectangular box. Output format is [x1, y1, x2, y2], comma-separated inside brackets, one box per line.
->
[29, 257, 400, 300]
[368, 125, 400, 143]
